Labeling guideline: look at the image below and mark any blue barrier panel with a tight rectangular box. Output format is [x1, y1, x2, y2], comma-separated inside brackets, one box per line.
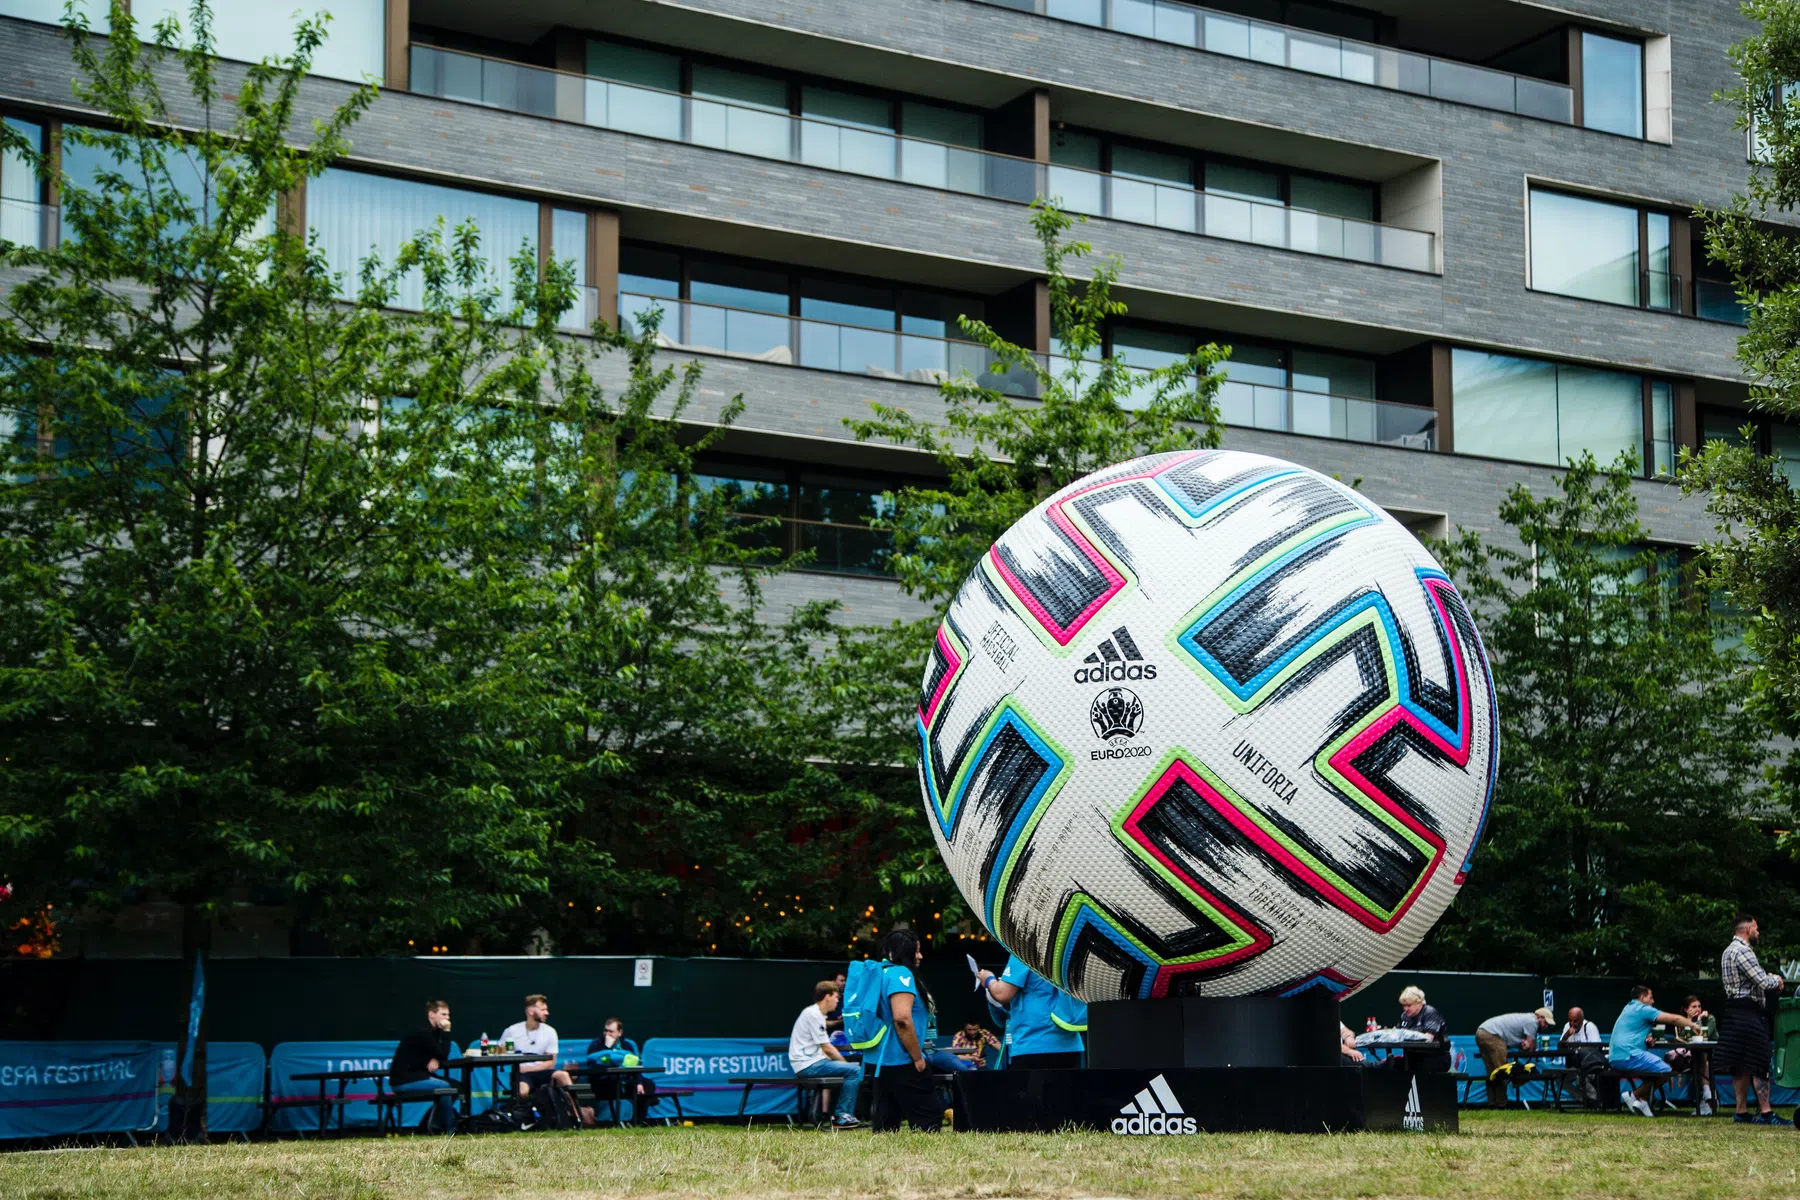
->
[270, 1041, 476, 1131]
[0, 1041, 161, 1139]
[643, 1037, 800, 1119]
[153, 1043, 175, 1132]
[205, 1043, 266, 1133]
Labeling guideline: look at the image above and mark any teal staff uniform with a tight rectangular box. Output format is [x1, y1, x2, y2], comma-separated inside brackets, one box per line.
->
[995, 955, 1085, 1058]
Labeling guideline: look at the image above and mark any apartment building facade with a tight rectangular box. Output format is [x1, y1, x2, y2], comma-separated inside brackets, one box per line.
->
[0, 0, 1791, 628]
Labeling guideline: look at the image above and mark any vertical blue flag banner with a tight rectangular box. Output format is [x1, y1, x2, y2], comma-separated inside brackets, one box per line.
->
[0, 1041, 160, 1139]
[180, 952, 204, 1087]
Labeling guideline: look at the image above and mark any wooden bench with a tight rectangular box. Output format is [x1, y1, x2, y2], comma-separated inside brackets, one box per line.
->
[1594, 1068, 1677, 1112]
[573, 1084, 697, 1126]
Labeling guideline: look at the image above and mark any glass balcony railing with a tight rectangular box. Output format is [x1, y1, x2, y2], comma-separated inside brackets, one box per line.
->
[619, 292, 1043, 393]
[410, 44, 1437, 273]
[1216, 380, 1437, 450]
[976, 0, 1573, 124]
[1695, 278, 1749, 325]
[0, 197, 58, 250]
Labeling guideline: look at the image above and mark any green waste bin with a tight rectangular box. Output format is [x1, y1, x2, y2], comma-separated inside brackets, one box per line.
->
[1776, 998, 1800, 1089]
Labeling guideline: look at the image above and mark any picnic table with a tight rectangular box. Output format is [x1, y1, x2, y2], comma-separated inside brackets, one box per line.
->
[568, 1064, 669, 1128]
[441, 1052, 552, 1116]
[285, 1067, 389, 1136]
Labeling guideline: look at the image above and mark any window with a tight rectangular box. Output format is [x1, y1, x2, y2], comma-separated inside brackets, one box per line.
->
[1, 116, 45, 249]
[131, 0, 383, 83]
[59, 126, 275, 248]
[1581, 31, 1643, 139]
[1702, 409, 1800, 488]
[307, 169, 552, 312]
[1452, 348, 1668, 475]
[1527, 187, 1679, 311]
[691, 457, 918, 576]
[1208, 338, 1419, 445]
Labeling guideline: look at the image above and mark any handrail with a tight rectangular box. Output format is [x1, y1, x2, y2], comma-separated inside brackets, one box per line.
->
[409, 44, 1437, 273]
[972, 0, 1574, 125]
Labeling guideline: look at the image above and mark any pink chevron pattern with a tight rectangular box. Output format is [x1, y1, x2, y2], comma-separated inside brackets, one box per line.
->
[986, 451, 1211, 645]
[918, 626, 963, 728]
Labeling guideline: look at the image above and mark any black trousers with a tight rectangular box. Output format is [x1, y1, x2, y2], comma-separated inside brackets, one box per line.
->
[1010, 1052, 1083, 1070]
[871, 1064, 943, 1131]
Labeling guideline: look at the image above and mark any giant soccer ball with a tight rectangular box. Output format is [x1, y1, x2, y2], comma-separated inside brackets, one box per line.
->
[917, 450, 1497, 1001]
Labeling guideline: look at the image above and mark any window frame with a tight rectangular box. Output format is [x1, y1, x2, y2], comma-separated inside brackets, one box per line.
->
[1525, 183, 1683, 314]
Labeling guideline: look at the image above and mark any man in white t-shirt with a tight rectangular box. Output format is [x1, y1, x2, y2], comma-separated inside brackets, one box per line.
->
[501, 994, 572, 1097]
[789, 980, 861, 1128]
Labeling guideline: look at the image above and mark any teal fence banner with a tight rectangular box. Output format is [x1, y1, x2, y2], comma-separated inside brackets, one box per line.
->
[0, 1040, 159, 1139]
[642, 1037, 807, 1119]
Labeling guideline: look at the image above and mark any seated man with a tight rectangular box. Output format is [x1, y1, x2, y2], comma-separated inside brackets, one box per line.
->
[1610, 984, 1697, 1118]
[501, 993, 572, 1097]
[585, 1016, 655, 1124]
[1474, 1007, 1552, 1109]
[789, 980, 862, 1129]
[389, 998, 457, 1134]
[1390, 986, 1449, 1074]
[951, 1022, 1002, 1068]
[1339, 1022, 1365, 1065]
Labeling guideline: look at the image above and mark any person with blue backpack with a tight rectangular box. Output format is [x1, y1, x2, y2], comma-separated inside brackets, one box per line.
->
[841, 928, 944, 1131]
[976, 957, 1087, 1069]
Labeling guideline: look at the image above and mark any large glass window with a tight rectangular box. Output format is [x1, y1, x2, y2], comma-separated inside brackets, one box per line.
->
[1528, 189, 1638, 305]
[307, 169, 539, 310]
[1703, 409, 1800, 488]
[1, 116, 44, 249]
[1452, 349, 1648, 471]
[60, 127, 275, 248]
[133, 0, 383, 83]
[1581, 31, 1644, 139]
[1528, 187, 1676, 310]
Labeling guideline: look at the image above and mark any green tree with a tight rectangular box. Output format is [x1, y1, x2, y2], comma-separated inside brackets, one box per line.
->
[846, 202, 1228, 926]
[1693, 1, 1800, 807]
[1424, 456, 1793, 975]
[0, 2, 913, 962]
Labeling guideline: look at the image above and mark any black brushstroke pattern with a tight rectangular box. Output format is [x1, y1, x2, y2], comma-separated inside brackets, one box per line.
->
[997, 838, 1043, 967]
[993, 514, 1112, 633]
[925, 699, 999, 833]
[1193, 538, 1351, 684]
[972, 723, 1059, 905]
[1229, 478, 1363, 575]
[1157, 456, 1283, 516]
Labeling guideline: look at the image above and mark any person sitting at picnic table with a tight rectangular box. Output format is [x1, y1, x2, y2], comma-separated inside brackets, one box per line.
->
[1664, 996, 1718, 1116]
[1474, 1008, 1553, 1109]
[389, 998, 457, 1135]
[585, 1016, 656, 1125]
[1339, 1023, 1365, 1064]
[1388, 986, 1449, 1074]
[1609, 984, 1698, 1118]
[951, 1023, 1002, 1068]
[501, 994, 572, 1097]
[1558, 1007, 1605, 1108]
[788, 981, 862, 1130]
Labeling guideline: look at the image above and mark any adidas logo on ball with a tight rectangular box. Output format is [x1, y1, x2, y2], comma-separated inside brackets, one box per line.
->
[1073, 626, 1158, 683]
[1111, 1074, 1198, 1135]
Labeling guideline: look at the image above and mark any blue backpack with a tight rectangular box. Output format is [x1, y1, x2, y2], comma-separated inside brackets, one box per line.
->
[840, 959, 894, 1066]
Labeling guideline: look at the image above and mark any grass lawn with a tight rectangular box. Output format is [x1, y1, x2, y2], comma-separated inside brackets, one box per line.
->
[5, 1111, 1800, 1199]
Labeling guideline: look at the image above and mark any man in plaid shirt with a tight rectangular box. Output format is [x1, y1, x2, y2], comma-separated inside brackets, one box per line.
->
[1718, 914, 1787, 1125]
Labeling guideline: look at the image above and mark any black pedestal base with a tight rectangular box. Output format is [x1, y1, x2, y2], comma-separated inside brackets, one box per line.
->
[954, 1067, 1457, 1134]
[1087, 992, 1340, 1069]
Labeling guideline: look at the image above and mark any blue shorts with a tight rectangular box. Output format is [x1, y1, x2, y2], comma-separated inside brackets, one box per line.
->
[1609, 1047, 1671, 1075]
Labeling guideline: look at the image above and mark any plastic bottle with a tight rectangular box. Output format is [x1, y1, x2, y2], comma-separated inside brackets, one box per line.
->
[480, 1032, 490, 1056]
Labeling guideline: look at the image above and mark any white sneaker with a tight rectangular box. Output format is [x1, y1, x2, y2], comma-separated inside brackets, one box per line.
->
[1699, 1101, 1715, 1117]
[1624, 1093, 1654, 1118]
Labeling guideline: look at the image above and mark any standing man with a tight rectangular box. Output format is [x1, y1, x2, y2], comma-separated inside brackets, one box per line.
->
[501, 994, 572, 1097]
[389, 999, 457, 1135]
[788, 981, 862, 1129]
[869, 928, 942, 1132]
[1473, 1008, 1552, 1109]
[1718, 914, 1789, 1125]
[974, 959, 1085, 1069]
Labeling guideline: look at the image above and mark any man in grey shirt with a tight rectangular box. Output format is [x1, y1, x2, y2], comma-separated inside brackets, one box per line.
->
[1474, 1007, 1553, 1109]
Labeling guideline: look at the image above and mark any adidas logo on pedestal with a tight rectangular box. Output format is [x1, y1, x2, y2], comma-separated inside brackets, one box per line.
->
[1074, 627, 1158, 683]
[1403, 1077, 1424, 1131]
[1110, 1074, 1199, 1135]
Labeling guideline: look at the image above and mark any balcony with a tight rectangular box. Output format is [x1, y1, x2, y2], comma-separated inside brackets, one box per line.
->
[1216, 380, 1437, 450]
[622, 293, 1436, 454]
[974, 0, 1573, 124]
[409, 44, 1437, 273]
